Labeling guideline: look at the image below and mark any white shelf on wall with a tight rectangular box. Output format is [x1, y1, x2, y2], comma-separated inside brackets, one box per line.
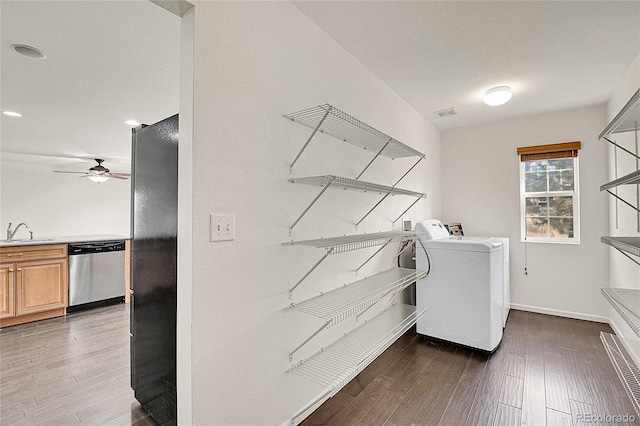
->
[285, 104, 424, 172]
[288, 175, 426, 232]
[599, 89, 640, 141]
[601, 236, 640, 258]
[289, 303, 424, 396]
[601, 288, 640, 337]
[284, 230, 415, 253]
[290, 268, 425, 327]
[600, 332, 640, 417]
[601, 170, 640, 191]
[285, 231, 417, 298]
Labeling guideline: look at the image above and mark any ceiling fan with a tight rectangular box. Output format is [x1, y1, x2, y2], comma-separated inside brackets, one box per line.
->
[54, 158, 130, 183]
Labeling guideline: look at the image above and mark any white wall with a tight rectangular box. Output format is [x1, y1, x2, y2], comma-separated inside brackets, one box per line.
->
[186, 2, 440, 424]
[441, 105, 610, 321]
[606, 52, 640, 340]
[0, 161, 130, 238]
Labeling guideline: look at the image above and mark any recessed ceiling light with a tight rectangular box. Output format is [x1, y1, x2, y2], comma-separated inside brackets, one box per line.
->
[483, 86, 512, 106]
[2, 111, 23, 117]
[11, 44, 47, 59]
[125, 120, 141, 126]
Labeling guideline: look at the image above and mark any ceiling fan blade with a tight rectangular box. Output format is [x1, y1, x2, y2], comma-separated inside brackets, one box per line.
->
[53, 170, 89, 174]
[108, 175, 130, 180]
[109, 172, 131, 177]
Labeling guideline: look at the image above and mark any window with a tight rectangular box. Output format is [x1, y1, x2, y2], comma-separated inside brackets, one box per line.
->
[518, 141, 581, 244]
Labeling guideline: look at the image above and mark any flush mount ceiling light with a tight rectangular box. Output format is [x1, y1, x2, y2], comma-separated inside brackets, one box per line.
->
[483, 86, 512, 106]
[2, 111, 22, 117]
[125, 120, 141, 126]
[11, 44, 47, 59]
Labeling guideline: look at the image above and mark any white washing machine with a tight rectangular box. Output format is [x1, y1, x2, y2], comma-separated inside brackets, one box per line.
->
[415, 219, 504, 352]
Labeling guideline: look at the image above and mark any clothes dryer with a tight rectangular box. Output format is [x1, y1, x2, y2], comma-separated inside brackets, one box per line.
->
[415, 219, 504, 352]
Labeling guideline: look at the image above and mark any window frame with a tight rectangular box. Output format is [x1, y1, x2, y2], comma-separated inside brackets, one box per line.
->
[519, 156, 581, 244]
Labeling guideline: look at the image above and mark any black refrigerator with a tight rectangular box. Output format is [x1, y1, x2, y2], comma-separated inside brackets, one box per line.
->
[130, 114, 179, 425]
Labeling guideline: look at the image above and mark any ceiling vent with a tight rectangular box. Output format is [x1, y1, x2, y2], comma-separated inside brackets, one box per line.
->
[434, 108, 457, 118]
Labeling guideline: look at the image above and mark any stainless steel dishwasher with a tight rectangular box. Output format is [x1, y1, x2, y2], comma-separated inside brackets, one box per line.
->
[68, 240, 126, 311]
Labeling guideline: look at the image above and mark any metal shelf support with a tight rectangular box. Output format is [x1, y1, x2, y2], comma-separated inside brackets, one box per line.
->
[289, 177, 335, 235]
[289, 106, 332, 173]
[356, 155, 425, 227]
[356, 138, 392, 180]
[289, 247, 335, 299]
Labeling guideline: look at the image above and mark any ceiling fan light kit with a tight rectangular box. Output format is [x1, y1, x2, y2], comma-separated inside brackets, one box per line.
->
[53, 158, 130, 183]
[483, 86, 512, 106]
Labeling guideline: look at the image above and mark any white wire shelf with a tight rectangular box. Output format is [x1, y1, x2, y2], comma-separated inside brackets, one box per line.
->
[602, 236, 640, 257]
[601, 170, 640, 191]
[284, 231, 415, 254]
[285, 104, 424, 161]
[288, 175, 426, 233]
[285, 231, 416, 299]
[289, 175, 427, 198]
[602, 288, 640, 321]
[289, 303, 424, 396]
[602, 288, 640, 337]
[599, 89, 640, 140]
[289, 268, 426, 327]
[600, 332, 640, 417]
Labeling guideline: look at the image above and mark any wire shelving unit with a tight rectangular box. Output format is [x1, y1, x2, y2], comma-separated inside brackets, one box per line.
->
[288, 175, 427, 233]
[599, 88, 640, 418]
[285, 104, 424, 173]
[287, 268, 425, 359]
[600, 332, 640, 417]
[289, 303, 424, 394]
[284, 231, 416, 298]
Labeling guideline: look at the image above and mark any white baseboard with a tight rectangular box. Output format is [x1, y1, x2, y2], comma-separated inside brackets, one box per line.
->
[510, 303, 609, 324]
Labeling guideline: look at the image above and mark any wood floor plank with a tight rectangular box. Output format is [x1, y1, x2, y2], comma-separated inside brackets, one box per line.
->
[0, 304, 153, 426]
[520, 362, 546, 426]
[546, 408, 572, 425]
[498, 374, 524, 409]
[493, 402, 521, 426]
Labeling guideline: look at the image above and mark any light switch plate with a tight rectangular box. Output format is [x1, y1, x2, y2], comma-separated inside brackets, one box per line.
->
[210, 214, 235, 242]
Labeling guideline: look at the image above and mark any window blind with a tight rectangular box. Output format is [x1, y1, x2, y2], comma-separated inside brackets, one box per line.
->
[516, 141, 581, 162]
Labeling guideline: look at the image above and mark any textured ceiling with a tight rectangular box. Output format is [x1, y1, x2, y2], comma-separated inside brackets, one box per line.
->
[294, 1, 640, 130]
[1, 1, 639, 172]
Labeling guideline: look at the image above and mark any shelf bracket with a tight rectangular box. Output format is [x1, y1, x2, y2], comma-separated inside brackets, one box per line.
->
[289, 247, 335, 298]
[289, 319, 332, 361]
[393, 238, 415, 261]
[606, 190, 640, 214]
[355, 155, 425, 227]
[289, 106, 332, 173]
[604, 137, 640, 161]
[290, 178, 335, 235]
[355, 138, 392, 180]
[392, 195, 426, 224]
[355, 285, 403, 322]
[356, 238, 393, 274]
[614, 247, 640, 267]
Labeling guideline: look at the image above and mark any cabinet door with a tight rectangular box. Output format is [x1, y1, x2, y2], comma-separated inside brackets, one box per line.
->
[0, 264, 15, 319]
[16, 258, 68, 316]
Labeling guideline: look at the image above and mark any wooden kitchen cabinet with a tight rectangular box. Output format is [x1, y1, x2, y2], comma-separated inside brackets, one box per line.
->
[0, 265, 14, 319]
[0, 244, 68, 327]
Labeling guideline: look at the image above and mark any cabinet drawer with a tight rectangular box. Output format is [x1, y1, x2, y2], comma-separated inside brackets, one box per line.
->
[0, 244, 67, 262]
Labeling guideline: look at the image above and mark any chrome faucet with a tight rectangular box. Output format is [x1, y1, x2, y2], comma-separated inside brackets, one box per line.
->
[6, 222, 30, 241]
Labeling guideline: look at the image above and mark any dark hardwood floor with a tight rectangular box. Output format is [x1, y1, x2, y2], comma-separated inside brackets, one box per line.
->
[302, 309, 639, 426]
[0, 304, 155, 426]
[1, 305, 637, 425]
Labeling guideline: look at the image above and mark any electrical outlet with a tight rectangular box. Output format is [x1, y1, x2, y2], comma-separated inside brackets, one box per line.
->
[210, 214, 235, 242]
